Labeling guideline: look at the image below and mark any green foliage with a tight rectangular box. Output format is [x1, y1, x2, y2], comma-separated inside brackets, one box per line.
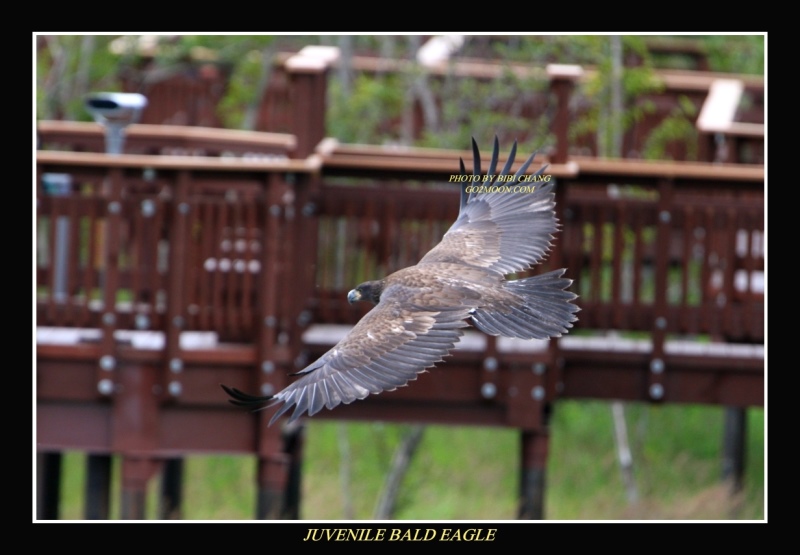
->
[141, 35, 280, 129]
[417, 36, 611, 151]
[569, 36, 664, 157]
[327, 73, 405, 143]
[701, 35, 765, 75]
[214, 38, 276, 129]
[37, 35, 132, 121]
[301, 422, 520, 519]
[642, 95, 700, 160]
[37, 34, 764, 154]
[491, 35, 606, 65]
[418, 66, 552, 152]
[547, 403, 764, 519]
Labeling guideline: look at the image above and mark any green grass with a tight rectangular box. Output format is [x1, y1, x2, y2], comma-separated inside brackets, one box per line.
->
[50, 401, 764, 521]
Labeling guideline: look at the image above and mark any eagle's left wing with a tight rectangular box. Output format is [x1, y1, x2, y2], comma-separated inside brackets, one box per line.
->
[223, 280, 479, 424]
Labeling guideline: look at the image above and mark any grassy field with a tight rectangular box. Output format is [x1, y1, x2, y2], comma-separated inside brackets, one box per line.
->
[51, 401, 764, 521]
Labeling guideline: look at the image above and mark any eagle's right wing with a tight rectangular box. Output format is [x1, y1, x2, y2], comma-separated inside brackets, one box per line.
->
[419, 138, 557, 276]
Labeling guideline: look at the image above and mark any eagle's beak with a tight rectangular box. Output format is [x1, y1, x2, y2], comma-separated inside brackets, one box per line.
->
[347, 289, 361, 304]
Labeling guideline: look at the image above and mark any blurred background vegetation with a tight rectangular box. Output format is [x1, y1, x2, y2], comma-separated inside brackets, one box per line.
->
[53, 402, 764, 520]
[36, 34, 764, 157]
[36, 34, 765, 520]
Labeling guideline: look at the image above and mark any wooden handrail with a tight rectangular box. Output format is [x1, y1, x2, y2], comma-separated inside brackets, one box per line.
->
[569, 155, 764, 182]
[275, 51, 764, 91]
[317, 142, 763, 183]
[36, 150, 320, 173]
[38, 120, 296, 149]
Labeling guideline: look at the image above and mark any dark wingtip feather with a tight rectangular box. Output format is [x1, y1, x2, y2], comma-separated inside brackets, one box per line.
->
[458, 157, 468, 211]
[507, 149, 540, 186]
[221, 384, 274, 409]
[471, 137, 481, 177]
[487, 135, 500, 178]
[500, 140, 518, 176]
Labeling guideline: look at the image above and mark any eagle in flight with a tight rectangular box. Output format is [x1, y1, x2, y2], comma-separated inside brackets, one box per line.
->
[223, 138, 579, 424]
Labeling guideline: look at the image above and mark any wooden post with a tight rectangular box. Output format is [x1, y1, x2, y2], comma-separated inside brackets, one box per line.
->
[164, 169, 191, 402]
[519, 428, 549, 520]
[722, 407, 746, 492]
[547, 64, 583, 164]
[114, 361, 160, 519]
[96, 166, 123, 402]
[649, 178, 674, 403]
[285, 46, 340, 158]
[282, 169, 322, 519]
[159, 458, 184, 519]
[84, 454, 112, 519]
[282, 422, 306, 519]
[256, 447, 292, 519]
[120, 458, 157, 520]
[37, 452, 61, 520]
[255, 171, 293, 519]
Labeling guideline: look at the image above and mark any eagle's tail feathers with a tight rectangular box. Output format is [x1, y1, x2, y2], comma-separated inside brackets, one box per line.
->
[471, 269, 580, 340]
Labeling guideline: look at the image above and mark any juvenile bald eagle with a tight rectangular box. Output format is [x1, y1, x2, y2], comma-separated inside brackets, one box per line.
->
[223, 138, 579, 424]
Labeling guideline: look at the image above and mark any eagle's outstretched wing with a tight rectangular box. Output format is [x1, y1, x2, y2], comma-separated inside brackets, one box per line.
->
[224, 279, 481, 425]
[419, 137, 557, 275]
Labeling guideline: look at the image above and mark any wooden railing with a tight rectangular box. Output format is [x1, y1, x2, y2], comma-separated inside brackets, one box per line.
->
[38, 120, 297, 157]
[36, 142, 764, 519]
[36, 113, 763, 519]
[311, 144, 764, 405]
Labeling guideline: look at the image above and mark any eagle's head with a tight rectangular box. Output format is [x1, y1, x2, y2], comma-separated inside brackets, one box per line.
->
[348, 280, 384, 305]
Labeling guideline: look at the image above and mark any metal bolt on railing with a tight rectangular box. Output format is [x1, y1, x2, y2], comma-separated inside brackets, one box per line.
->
[168, 381, 183, 396]
[99, 355, 115, 371]
[97, 379, 114, 395]
[650, 358, 665, 374]
[649, 383, 664, 400]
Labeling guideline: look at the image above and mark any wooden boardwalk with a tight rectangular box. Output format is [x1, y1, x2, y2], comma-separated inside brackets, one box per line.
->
[36, 48, 763, 520]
